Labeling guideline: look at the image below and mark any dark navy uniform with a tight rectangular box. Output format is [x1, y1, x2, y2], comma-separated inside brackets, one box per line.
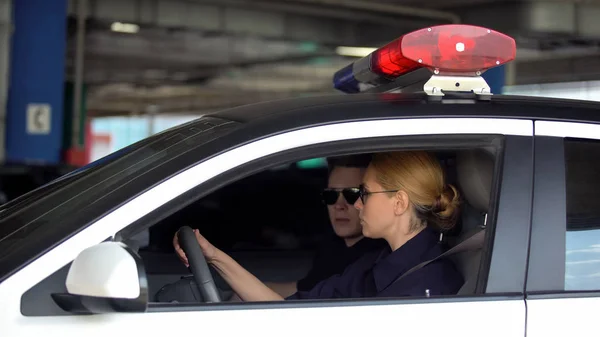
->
[296, 236, 386, 291]
[288, 227, 463, 299]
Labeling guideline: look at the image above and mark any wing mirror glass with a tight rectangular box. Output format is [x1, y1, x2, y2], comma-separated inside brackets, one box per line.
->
[51, 242, 148, 314]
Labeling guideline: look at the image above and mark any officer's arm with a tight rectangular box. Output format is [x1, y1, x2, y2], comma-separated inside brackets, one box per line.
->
[211, 249, 285, 302]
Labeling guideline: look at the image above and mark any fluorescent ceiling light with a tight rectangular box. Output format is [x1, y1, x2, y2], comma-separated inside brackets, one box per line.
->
[335, 46, 377, 58]
[111, 22, 140, 34]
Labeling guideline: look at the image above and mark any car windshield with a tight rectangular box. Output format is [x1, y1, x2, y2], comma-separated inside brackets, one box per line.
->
[0, 142, 138, 217]
[0, 117, 205, 217]
[0, 116, 238, 282]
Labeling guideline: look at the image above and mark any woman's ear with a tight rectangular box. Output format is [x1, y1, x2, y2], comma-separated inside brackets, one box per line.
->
[393, 190, 410, 215]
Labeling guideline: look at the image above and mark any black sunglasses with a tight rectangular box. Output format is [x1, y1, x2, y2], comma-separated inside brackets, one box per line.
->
[321, 188, 361, 205]
[357, 184, 399, 204]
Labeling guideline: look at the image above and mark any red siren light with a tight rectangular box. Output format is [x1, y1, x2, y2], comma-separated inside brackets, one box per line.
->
[371, 24, 516, 77]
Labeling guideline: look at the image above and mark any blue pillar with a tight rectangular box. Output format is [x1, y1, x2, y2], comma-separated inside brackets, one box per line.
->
[6, 0, 67, 164]
[482, 65, 505, 94]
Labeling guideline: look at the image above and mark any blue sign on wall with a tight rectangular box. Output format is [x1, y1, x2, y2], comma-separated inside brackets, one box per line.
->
[5, 0, 67, 164]
[482, 65, 506, 94]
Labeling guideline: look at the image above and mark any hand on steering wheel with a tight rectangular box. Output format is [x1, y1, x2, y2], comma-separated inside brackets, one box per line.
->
[174, 226, 221, 303]
[173, 228, 217, 267]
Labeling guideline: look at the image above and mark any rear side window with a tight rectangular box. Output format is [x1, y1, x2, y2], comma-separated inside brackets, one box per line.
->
[564, 139, 600, 291]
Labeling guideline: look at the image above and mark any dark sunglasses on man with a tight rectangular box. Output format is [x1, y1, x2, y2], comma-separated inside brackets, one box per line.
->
[321, 187, 360, 205]
[321, 185, 399, 205]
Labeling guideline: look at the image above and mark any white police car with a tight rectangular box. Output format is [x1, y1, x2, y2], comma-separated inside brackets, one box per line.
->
[1, 24, 599, 337]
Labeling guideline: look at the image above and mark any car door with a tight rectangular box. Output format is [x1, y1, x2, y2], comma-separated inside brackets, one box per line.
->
[2, 116, 532, 337]
[526, 120, 600, 337]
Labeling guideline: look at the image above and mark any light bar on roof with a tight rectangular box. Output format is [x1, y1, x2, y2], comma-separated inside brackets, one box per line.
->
[333, 24, 516, 95]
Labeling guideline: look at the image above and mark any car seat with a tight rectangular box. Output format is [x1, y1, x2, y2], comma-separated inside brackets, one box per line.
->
[449, 148, 495, 295]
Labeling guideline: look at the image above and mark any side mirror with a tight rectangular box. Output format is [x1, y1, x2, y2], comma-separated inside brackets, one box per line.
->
[51, 242, 148, 314]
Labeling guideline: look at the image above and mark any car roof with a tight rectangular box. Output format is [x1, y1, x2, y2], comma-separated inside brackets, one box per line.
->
[205, 93, 600, 143]
[209, 92, 600, 126]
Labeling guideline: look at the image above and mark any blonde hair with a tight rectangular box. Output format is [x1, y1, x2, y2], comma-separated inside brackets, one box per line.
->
[369, 151, 461, 231]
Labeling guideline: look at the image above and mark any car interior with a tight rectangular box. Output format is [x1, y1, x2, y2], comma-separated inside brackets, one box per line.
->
[20, 146, 497, 316]
[133, 148, 496, 303]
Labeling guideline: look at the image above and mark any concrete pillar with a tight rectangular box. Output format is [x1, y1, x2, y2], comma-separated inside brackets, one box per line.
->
[0, 0, 11, 163]
[63, 81, 88, 166]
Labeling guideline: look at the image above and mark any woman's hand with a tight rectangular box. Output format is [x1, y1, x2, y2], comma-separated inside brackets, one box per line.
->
[173, 228, 218, 267]
[172, 227, 284, 302]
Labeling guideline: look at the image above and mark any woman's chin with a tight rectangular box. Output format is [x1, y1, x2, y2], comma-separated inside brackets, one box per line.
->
[361, 225, 382, 239]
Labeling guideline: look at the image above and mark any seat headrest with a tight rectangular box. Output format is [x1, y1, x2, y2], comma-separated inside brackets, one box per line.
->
[456, 149, 494, 213]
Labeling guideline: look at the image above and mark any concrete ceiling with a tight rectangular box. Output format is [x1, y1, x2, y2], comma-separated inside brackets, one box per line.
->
[66, 0, 600, 116]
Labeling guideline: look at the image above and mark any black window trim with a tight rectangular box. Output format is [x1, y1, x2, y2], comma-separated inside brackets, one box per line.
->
[484, 135, 534, 294]
[526, 136, 567, 294]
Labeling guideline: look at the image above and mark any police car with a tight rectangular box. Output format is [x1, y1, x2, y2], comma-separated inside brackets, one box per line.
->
[1, 24, 599, 336]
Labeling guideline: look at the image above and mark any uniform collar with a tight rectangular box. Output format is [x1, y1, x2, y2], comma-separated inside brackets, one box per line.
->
[372, 227, 440, 293]
[332, 234, 386, 253]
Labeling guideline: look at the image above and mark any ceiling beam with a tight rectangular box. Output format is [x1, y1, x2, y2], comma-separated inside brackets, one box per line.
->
[515, 53, 600, 84]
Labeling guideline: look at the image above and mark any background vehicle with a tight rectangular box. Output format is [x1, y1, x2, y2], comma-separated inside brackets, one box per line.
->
[1, 25, 599, 337]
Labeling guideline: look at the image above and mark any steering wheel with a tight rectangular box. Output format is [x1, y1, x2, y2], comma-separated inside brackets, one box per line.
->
[177, 226, 221, 303]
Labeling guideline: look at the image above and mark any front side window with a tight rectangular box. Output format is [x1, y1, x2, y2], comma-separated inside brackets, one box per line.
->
[128, 147, 498, 306]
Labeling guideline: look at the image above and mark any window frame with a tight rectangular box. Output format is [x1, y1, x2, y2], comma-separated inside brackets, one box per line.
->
[527, 120, 600, 297]
[7, 117, 535, 318]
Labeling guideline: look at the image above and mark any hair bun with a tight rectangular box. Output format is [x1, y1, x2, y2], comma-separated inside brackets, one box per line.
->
[432, 195, 444, 213]
[432, 184, 461, 230]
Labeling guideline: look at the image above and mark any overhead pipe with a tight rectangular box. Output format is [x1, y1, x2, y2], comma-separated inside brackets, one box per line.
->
[274, 0, 461, 24]
[188, 0, 460, 25]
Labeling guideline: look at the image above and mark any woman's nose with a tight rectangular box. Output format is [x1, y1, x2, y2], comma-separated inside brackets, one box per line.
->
[354, 198, 363, 210]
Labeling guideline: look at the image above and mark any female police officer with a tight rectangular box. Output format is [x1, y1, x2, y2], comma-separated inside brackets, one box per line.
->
[174, 151, 464, 301]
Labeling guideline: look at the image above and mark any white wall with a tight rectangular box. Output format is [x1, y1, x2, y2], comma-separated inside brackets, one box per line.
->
[504, 81, 600, 101]
[90, 114, 200, 161]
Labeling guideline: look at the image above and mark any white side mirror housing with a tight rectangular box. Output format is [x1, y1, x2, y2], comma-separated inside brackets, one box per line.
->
[66, 242, 141, 298]
[52, 241, 148, 314]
